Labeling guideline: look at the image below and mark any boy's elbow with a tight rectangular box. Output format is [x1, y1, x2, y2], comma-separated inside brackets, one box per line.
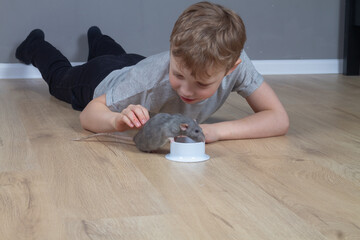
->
[278, 110, 289, 135]
[79, 110, 89, 130]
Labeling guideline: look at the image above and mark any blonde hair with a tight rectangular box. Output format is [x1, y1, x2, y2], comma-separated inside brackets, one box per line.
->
[170, 1, 246, 79]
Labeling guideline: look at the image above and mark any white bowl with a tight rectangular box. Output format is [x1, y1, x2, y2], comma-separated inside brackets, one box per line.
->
[165, 136, 210, 162]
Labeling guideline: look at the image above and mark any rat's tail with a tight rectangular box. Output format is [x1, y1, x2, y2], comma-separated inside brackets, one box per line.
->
[73, 133, 134, 145]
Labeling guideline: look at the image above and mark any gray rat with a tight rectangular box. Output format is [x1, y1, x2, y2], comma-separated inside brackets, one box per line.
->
[74, 113, 205, 152]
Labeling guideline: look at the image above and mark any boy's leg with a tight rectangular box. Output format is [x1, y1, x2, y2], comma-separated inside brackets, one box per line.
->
[16, 29, 146, 110]
[15, 29, 110, 110]
[87, 26, 127, 61]
[16, 29, 73, 104]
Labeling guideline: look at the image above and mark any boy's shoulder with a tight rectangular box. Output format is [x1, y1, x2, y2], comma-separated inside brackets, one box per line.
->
[93, 51, 171, 99]
[129, 50, 170, 81]
[228, 50, 264, 98]
[142, 51, 170, 65]
[233, 50, 258, 74]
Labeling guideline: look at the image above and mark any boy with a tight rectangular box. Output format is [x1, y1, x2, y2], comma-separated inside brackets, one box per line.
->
[15, 2, 289, 143]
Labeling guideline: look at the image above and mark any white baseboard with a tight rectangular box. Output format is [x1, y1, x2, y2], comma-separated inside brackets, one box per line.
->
[0, 62, 84, 79]
[252, 59, 343, 75]
[0, 63, 42, 79]
[0, 59, 343, 79]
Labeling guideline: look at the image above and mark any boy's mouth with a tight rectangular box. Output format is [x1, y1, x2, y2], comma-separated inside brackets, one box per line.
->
[180, 96, 196, 103]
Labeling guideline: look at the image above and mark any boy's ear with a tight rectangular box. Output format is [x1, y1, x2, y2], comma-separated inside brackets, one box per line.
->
[180, 123, 189, 131]
[225, 59, 242, 76]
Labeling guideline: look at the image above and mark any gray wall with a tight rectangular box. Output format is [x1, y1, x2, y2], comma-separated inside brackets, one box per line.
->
[1, 0, 344, 63]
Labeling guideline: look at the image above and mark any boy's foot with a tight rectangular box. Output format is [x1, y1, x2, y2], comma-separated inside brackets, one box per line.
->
[15, 29, 45, 64]
[87, 26, 103, 60]
[87, 26, 102, 44]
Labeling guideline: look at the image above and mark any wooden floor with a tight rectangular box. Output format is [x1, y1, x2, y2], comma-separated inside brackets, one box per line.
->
[0, 74, 359, 240]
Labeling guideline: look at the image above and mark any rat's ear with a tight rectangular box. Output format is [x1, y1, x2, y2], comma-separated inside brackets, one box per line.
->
[180, 123, 189, 131]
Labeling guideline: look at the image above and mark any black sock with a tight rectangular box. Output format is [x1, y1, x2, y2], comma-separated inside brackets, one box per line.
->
[87, 26, 103, 61]
[15, 29, 45, 64]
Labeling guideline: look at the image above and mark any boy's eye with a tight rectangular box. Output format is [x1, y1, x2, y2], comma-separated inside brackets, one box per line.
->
[197, 82, 210, 87]
[175, 74, 184, 80]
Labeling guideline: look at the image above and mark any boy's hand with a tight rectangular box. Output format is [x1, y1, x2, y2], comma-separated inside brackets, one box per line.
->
[199, 124, 219, 143]
[114, 104, 150, 130]
[80, 94, 150, 133]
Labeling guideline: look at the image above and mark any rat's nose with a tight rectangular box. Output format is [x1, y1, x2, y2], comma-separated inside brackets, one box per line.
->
[194, 132, 206, 142]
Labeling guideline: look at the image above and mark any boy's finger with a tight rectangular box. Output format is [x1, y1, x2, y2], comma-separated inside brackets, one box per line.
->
[122, 107, 141, 127]
[118, 115, 134, 128]
[133, 106, 149, 125]
[128, 111, 142, 128]
[141, 106, 150, 122]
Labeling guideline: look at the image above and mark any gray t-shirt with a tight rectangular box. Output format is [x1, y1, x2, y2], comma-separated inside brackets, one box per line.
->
[93, 50, 263, 123]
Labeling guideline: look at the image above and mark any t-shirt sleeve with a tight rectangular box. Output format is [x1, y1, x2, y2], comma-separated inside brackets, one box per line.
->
[101, 51, 171, 113]
[231, 50, 264, 98]
[106, 88, 152, 112]
[105, 70, 160, 113]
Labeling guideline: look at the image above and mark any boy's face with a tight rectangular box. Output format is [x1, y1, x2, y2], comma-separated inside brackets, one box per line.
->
[169, 54, 226, 104]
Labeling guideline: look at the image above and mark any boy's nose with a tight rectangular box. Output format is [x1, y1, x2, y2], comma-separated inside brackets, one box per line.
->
[180, 83, 194, 97]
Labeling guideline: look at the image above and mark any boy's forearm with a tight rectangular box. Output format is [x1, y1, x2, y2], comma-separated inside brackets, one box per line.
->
[79, 100, 119, 133]
[202, 109, 289, 141]
[204, 81, 289, 142]
[79, 94, 149, 133]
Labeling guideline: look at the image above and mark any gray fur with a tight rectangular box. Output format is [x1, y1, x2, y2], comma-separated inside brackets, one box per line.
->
[134, 113, 205, 152]
[74, 113, 205, 152]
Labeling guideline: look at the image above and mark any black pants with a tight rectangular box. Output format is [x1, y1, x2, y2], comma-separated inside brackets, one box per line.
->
[31, 35, 145, 110]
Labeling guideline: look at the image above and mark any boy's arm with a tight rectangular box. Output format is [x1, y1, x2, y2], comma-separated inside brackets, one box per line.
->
[200, 81, 289, 143]
[79, 94, 149, 133]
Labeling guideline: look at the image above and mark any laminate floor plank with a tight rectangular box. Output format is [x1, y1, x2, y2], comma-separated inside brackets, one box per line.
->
[0, 74, 359, 239]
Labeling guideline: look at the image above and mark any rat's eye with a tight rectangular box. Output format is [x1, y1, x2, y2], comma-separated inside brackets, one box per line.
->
[195, 129, 199, 133]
